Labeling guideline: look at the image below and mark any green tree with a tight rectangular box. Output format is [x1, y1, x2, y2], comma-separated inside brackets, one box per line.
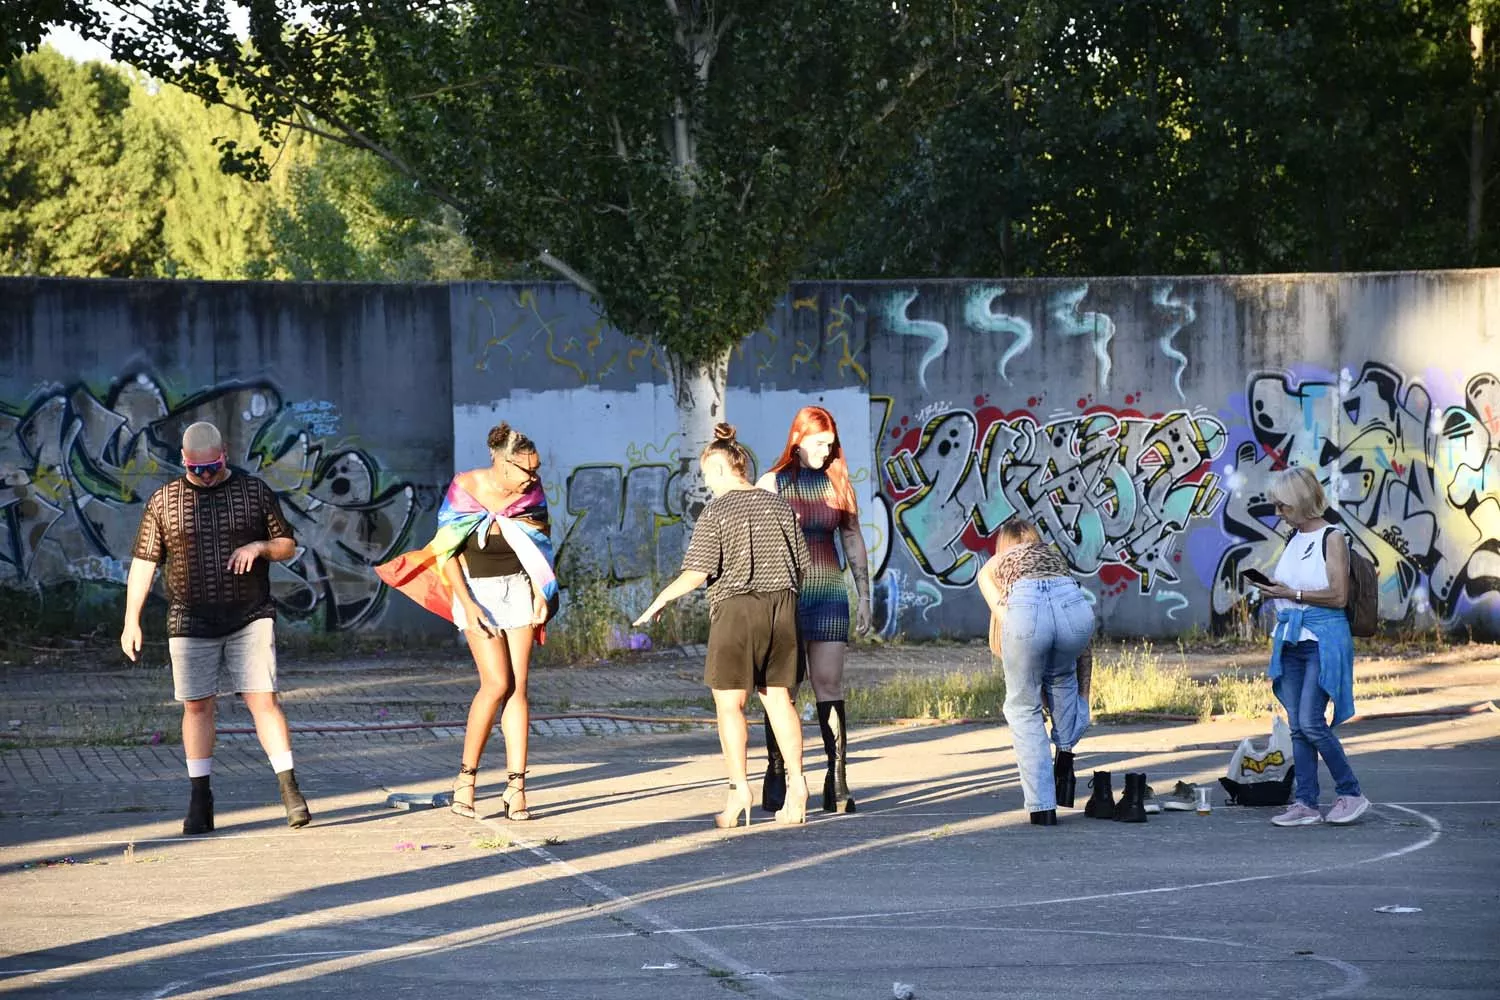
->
[816, 0, 1498, 278]
[149, 79, 310, 279]
[0, 46, 173, 276]
[72, 1, 980, 518]
[258, 139, 486, 282]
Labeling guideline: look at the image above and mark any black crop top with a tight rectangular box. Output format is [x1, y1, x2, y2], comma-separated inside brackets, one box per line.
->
[459, 528, 523, 577]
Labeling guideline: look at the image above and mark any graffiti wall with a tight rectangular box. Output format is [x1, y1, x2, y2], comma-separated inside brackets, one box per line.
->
[447, 283, 885, 610]
[867, 274, 1500, 640]
[2, 271, 1496, 638]
[0, 279, 454, 632]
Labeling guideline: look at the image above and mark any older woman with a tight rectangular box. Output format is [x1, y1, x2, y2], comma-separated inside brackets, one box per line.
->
[1254, 466, 1369, 827]
[977, 520, 1096, 826]
[377, 423, 558, 821]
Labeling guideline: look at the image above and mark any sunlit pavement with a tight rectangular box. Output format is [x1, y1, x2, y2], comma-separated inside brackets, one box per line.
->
[3, 709, 1498, 999]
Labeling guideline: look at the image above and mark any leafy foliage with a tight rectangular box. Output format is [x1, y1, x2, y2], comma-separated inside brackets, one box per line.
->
[813, 0, 1499, 278]
[66, 1, 975, 361]
[0, 47, 172, 276]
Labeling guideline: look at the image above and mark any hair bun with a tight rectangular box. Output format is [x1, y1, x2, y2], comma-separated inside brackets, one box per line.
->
[713, 423, 738, 443]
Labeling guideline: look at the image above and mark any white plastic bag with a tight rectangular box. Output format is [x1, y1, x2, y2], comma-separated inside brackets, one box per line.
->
[1219, 715, 1295, 806]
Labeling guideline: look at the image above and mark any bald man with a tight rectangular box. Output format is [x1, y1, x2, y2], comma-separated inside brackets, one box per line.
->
[121, 421, 310, 834]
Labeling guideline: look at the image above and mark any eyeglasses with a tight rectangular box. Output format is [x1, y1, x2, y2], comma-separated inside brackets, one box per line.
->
[186, 458, 226, 478]
[507, 459, 540, 485]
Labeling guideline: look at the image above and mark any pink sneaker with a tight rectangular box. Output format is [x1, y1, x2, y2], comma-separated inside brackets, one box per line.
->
[1271, 802, 1323, 827]
[1325, 795, 1371, 825]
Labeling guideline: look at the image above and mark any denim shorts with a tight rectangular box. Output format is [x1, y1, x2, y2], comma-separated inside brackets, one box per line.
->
[452, 571, 535, 632]
[169, 618, 278, 702]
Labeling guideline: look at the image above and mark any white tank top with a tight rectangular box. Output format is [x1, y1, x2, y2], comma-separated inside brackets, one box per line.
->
[1273, 527, 1332, 643]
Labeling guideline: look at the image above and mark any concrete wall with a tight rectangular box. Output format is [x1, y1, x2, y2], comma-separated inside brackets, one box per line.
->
[0, 278, 454, 632]
[3, 272, 1497, 639]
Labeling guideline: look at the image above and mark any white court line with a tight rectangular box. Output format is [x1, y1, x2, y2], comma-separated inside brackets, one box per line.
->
[1384, 800, 1500, 806]
[650, 923, 1371, 1000]
[513, 804, 1443, 942]
[478, 814, 806, 1000]
[18, 806, 1443, 999]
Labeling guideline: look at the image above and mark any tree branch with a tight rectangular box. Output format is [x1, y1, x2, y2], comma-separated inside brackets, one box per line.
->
[99, 0, 608, 300]
[537, 251, 599, 298]
[611, 114, 629, 160]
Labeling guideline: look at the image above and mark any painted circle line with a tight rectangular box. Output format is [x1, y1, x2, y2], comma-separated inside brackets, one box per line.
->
[121, 804, 1437, 999]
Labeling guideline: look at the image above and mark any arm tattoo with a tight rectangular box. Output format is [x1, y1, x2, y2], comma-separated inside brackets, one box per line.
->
[841, 524, 871, 599]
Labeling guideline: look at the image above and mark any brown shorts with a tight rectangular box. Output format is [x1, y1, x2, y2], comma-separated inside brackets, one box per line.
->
[704, 590, 803, 692]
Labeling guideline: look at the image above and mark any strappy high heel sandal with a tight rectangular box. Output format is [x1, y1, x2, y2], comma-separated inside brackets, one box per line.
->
[774, 773, 809, 826]
[451, 764, 479, 819]
[502, 770, 532, 821]
[714, 782, 753, 829]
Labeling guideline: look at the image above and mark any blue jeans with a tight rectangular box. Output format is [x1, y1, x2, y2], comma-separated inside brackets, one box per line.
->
[1275, 640, 1362, 806]
[1000, 578, 1097, 812]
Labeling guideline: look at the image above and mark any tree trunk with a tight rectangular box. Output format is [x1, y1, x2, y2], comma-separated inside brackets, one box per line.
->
[1470, 15, 1486, 263]
[667, 346, 732, 530]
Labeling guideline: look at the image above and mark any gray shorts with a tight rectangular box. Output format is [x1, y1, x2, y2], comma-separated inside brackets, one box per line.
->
[452, 571, 535, 632]
[168, 618, 278, 702]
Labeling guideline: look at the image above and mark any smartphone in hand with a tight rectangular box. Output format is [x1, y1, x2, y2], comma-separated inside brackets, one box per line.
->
[1239, 567, 1275, 588]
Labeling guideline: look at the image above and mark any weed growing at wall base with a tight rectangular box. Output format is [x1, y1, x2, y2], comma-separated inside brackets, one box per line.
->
[844, 641, 1410, 723]
[536, 572, 709, 665]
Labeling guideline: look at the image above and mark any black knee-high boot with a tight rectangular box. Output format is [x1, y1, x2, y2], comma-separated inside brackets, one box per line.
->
[817, 700, 857, 813]
[761, 716, 787, 813]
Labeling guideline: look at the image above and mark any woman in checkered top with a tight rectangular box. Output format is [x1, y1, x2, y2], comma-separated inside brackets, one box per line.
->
[635, 424, 813, 827]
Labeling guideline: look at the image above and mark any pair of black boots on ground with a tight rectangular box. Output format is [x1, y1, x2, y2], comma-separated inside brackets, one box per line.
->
[1033, 754, 1149, 825]
[183, 770, 312, 834]
[1082, 770, 1150, 823]
[761, 700, 856, 814]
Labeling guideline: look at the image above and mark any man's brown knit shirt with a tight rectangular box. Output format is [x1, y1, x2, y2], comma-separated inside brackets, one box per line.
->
[132, 473, 296, 638]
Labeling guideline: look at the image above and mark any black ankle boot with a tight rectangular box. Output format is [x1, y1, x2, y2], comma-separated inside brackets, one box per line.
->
[817, 700, 856, 813]
[184, 776, 214, 835]
[1083, 771, 1115, 819]
[1054, 750, 1076, 808]
[1030, 808, 1058, 826]
[761, 721, 787, 814]
[1116, 773, 1149, 823]
[278, 769, 311, 829]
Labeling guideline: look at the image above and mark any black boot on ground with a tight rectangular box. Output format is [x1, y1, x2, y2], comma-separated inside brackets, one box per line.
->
[817, 700, 857, 813]
[1115, 772, 1149, 823]
[1053, 750, 1076, 808]
[183, 776, 214, 835]
[760, 721, 787, 814]
[278, 769, 311, 829]
[1030, 809, 1058, 826]
[1083, 771, 1115, 819]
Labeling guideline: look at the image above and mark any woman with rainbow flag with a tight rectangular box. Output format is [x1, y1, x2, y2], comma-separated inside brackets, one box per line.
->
[376, 423, 558, 821]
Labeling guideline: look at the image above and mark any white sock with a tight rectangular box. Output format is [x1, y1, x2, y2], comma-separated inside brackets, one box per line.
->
[186, 757, 213, 779]
[269, 750, 295, 775]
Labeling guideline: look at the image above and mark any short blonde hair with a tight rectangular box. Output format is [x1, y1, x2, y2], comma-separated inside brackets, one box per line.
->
[1268, 466, 1327, 521]
[182, 421, 223, 453]
[997, 519, 1044, 548]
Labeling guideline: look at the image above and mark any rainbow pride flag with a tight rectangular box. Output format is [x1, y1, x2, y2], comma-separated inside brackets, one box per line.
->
[375, 478, 559, 642]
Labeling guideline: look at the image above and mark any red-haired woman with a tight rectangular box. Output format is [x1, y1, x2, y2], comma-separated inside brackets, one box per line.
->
[757, 405, 871, 813]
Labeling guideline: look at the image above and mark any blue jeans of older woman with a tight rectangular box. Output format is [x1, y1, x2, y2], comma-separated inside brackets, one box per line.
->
[1276, 639, 1362, 807]
[1000, 578, 1097, 812]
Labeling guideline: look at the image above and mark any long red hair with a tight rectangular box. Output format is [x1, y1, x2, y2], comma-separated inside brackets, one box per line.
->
[769, 405, 858, 514]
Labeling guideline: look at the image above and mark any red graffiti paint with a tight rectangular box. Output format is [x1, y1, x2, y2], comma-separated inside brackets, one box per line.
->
[1261, 442, 1290, 470]
[958, 521, 998, 557]
[1098, 564, 1139, 587]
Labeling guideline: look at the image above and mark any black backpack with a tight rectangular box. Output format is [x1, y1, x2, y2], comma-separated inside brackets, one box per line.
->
[1321, 526, 1378, 638]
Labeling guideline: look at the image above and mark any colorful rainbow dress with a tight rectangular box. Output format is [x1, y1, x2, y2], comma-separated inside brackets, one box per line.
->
[775, 465, 851, 644]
